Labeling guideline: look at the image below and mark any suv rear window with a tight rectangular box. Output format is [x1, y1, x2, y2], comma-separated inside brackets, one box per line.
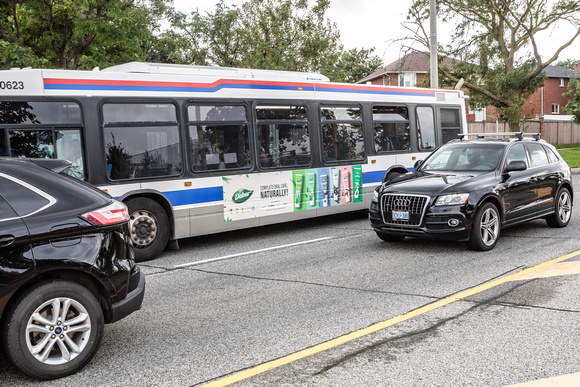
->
[0, 175, 55, 217]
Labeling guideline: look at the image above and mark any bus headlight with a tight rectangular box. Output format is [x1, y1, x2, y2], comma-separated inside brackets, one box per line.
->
[435, 193, 469, 206]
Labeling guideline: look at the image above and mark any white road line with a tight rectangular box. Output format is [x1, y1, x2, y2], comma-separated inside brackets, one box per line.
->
[174, 237, 334, 268]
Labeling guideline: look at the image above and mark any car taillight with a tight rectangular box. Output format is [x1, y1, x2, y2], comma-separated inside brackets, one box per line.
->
[82, 201, 129, 225]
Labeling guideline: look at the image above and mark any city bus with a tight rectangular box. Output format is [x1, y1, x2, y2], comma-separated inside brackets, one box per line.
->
[0, 62, 467, 261]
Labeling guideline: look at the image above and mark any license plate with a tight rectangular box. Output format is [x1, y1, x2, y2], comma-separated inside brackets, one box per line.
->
[392, 210, 409, 221]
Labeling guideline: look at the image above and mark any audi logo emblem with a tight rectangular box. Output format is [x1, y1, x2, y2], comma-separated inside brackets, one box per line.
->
[393, 198, 411, 207]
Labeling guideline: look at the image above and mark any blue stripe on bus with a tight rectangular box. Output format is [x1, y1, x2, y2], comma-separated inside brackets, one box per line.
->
[44, 83, 316, 93]
[315, 87, 436, 97]
[43, 82, 445, 99]
[363, 168, 414, 184]
[363, 170, 385, 184]
[163, 186, 223, 206]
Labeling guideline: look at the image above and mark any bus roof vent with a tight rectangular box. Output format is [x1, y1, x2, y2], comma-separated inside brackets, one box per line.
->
[435, 92, 446, 102]
[101, 62, 330, 82]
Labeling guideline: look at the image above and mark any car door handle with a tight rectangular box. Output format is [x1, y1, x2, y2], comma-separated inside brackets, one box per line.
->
[0, 235, 15, 247]
[529, 177, 538, 183]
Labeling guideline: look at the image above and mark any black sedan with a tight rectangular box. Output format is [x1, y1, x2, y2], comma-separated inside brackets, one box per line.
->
[369, 134, 573, 251]
[0, 158, 145, 379]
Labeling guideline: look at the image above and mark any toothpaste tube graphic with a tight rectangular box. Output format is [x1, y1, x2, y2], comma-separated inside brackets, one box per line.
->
[342, 170, 351, 203]
[320, 174, 329, 207]
[294, 174, 304, 208]
[353, 167, 362, 200]
[307, 172, 316, 207]
[332, 168, 340, 204]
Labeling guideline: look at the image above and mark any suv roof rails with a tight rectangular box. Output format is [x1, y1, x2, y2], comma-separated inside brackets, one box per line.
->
[0, 157, 72, 173]
[457, 132, 541, 141]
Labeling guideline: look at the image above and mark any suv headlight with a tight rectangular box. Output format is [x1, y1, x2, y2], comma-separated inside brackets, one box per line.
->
[435, 193, 469, 206]
[372, 189, 379, 203]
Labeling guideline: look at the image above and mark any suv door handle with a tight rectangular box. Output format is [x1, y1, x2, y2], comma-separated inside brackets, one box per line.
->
[0, 235, 15, 247]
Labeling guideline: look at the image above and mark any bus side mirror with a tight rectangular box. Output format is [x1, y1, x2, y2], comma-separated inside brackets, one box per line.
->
[504, 160, 527, 173]
[413, 160, 423, 170]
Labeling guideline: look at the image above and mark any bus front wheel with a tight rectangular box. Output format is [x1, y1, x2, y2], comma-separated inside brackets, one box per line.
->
[126, 197, 169, 262]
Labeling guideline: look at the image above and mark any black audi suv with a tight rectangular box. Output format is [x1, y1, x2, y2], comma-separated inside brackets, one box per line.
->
[369, 133, 573, 251]
[0, 158, 145, 379]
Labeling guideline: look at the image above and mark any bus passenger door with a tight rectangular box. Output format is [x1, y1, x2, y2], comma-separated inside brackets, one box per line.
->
[416, 106, 437, 151]
[439, 107, 462, 144]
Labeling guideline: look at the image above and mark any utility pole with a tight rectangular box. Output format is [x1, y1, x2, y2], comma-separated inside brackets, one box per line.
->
[430, 0, 438, 89]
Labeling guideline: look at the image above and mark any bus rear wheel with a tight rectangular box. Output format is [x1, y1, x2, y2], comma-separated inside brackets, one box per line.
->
[126, 197, 169, 262]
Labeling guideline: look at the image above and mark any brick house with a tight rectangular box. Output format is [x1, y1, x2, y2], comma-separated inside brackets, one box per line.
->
[356, 51, 457, 87]
[358, 52, 579, 122]
[483, 64, 580, 122]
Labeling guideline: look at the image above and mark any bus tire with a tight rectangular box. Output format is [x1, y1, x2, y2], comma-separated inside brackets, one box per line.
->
[126, 197, 169, 262]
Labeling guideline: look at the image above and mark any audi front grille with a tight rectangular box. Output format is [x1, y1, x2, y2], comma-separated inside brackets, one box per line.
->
[380, 194, 430, 227]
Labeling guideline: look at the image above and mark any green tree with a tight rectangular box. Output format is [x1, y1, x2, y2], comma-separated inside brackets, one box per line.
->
[165, 0, 243, 66]
[564, 77, 580, 124]
[556, 58, 579, 70]
[164, 0, 382, 82]
[0, 0, 168, 70]
[323, 48, 383, 84]
[402, 0, 580, 130]
[239, 0, 339, 72]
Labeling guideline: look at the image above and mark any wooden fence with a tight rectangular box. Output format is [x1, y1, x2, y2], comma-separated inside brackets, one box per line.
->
[466, 120, 580, 145]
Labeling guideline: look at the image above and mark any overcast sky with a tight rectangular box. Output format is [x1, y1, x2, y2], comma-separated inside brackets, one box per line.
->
[173, 0, 580, 66]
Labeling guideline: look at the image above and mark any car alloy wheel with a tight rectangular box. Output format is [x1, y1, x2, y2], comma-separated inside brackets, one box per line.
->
[3, 280, 103, 380]
[468, 202, 500, 251]
[546, 187, 572, 228]
[479, 207, 499, 246]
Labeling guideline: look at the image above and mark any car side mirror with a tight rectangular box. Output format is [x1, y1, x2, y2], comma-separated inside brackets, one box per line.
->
[504, 160, 527, 173]
[413, 160, 423, 170]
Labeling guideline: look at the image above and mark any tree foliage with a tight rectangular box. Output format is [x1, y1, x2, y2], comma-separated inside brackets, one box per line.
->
[0, 0, 169, 70]
[163, 0, 382, 81]
[556, 58, 580, 70]
[402, 0, 580, 130]
[564, 77, 580, 124]
[0, 0, 382, 82]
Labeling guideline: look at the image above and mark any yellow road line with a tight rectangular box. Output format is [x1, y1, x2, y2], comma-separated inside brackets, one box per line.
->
[203, 249, 580, 387]
[505, 371, 580, 386]
[510, 261, 580, 280]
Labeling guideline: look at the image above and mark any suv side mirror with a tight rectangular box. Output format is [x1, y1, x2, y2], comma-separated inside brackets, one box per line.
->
[504, 160, 527, 173]
[413, 160, 423, 170]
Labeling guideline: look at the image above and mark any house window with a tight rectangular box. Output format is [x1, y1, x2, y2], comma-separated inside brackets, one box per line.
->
[398, 73, 416, 87]
[552, 103, 560, 114]
[559, 78, 565, 87]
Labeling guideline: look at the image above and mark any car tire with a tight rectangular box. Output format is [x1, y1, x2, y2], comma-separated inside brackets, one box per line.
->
[546, 187, 572, 228]
[126, 197, 169, 262]
[376, 231, 405, 242]
[467, 202, 500, 251]
[2, 280, 104, 380]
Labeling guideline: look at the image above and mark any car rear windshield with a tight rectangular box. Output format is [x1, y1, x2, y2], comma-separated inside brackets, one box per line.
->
[421, 144, 505, 172]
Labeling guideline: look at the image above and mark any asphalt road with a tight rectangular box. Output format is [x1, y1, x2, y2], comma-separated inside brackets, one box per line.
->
[2, 178, 580, 387]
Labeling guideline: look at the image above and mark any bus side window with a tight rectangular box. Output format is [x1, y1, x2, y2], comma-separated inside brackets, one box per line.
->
[256, 105, 310, 168]
[0, 129, 6, 156]
[57, 131, 84, 179]
[102, 103, 181, 180]
[188, 105, 250, 172]
[320, 105, 364, 162]
[416, 106, 436, 150]
[440, 108, 462, 144]
[373, 106, 410, 152]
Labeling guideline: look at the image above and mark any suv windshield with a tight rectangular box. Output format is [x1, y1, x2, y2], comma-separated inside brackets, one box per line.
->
[421, 143, 505, 172]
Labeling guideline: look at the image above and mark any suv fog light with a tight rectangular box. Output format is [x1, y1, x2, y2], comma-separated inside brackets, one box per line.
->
[448, 218, 460, 227]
